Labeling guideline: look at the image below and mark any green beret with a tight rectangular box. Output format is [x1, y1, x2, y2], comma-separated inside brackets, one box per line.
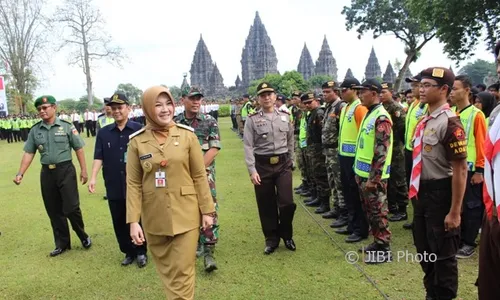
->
[34, 95, 56, 107]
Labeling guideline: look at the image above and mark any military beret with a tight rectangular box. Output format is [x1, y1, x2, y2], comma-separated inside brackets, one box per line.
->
[420, 67, 455, 87]
[300, 92, 316, 102]
[34, 95, 56, 107]
[340, 78, 361, 89]
[107, 92, 129, 106]
[292, 91, 301, 98]
[381, 82, 393, 90]
[187, 87, 203, 98]
[256, 82, 275, 95]
[322, 80, 338, 89]
[405, 73, 422, 83]
[353, 78, 383, 93]
[495, 40, 500, 57]
[276, 94, 287, 102]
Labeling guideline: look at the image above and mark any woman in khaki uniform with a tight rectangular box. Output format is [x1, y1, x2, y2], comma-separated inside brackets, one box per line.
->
[126, 85, 215, 300]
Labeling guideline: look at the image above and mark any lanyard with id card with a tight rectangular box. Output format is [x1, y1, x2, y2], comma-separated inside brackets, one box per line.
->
[155, 170, 166, 187]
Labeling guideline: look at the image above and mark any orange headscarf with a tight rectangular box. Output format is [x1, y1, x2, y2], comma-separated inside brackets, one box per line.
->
[141, 86, 176, 144]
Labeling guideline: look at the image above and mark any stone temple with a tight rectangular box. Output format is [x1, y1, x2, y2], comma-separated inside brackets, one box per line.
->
[314, 36, 338, 80]
[364, 47, 382, 80]
[297, 43, 315, 81]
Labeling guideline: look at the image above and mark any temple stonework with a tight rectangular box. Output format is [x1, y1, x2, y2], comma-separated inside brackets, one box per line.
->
[207, 63, 226, 96]
[315, 36, 338, 80]
[383, 61, 397, 83]
[297, 43, 315, 81]
[189, 35, 226, 97]
[364, 47, 382, 79]
[344, 68, 355, 80]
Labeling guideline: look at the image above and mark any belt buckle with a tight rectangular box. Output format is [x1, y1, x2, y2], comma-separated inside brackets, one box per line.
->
[48, 164, 56, 170]
[269, 156, 279, 165]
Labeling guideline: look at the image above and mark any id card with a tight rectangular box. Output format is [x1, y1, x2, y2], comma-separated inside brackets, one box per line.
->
[155, 171, 166, 188]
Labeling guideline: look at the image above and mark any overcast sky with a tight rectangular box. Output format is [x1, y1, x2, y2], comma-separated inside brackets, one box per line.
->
[37, 0, 495, 100]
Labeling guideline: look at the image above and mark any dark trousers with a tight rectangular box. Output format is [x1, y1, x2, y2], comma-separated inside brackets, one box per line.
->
[72, 121, 79, 132]
[40, 161, 88, 249]
[12, 130, 21, 142]
[21, 128, 28, 141]
[212, 111, 218, 121]
[254, 153, 296, 247]
[461, 171, 484, 247]
[108, 199, 147, 256]
[478, 215, 500, 300]
[413, 177, 459, 300]
[91, 121, 97, 136]
[231, 115, 237, 129]
[339, 155, 368, 237]
[85, 120, 93, 137]
[405, 149, 416, 221]
[5, 129, 12, 143]
[78, 123, 84, 133]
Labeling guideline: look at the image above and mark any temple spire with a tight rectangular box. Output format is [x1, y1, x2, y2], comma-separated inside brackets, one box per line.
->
[297, 43, 315, 80]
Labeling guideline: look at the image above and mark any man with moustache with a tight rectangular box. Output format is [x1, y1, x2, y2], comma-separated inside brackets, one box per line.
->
[88, 92, 147, 267]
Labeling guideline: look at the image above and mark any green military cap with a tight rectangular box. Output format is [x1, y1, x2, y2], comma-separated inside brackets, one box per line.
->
[256, 82, 275, 95]
[322, 80, 339, 89]
[107, 92, 129, 105]
[291, 91, 301, 97]
[300, 92, 316, 102]
[187, 87, 203, 98]
[34, 95, 56, 107]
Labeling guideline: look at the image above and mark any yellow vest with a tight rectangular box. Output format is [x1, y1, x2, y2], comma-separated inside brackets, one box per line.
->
[339, 99, 361, 157]
[354, 104, 393, 179]
[454, 105, 484, 172]
[405, 100, 427, 151]
[299, 111, 309, 148]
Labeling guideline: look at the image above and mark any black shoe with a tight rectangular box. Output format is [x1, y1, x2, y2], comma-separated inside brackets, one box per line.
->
[294, 184, 304, 191]
[322, 210, 339, 219]
[358, 242, 379, 253]
[284, 239, 296, 251]
[305, 198, 321, 207]
[403, 222, 413, 230]
[335, 228, 352, 235]
[294, 189, 304, 195]
[264, 246, 277, 255]
[303, 197, 316, 203]
[121, 256, 135, 266]
[389, 212, 408, 222]
[345, 234, 366, 243]
[136, 254, 147, 268]
[314, 205, 330, 214]
[330, 218, 348, 228]
[300, 191, 312, 197]
[82, 237, 92, 249]
[49, 246, 71, 257]
[364, 246, 392, 264]
[103, 196, 108, 200]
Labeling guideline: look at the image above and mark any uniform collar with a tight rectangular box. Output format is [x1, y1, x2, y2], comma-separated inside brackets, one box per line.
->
[182, 111, 202, 121]
[258, 108, 280, 116]
[430, 103, 450, 118]
[40, 117, 62, 129]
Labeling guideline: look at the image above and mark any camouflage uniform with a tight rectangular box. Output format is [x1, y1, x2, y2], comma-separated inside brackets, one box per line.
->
[355, 115, 392, 246]
[322, 99, 347, 215]
[174, 112, 221, 245]
[382, 100, 409, 214]
[236, 103, 244, 136]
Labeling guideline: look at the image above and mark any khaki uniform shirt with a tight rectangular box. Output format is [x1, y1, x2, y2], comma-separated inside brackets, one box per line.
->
[126, 124, 215, 236]
[24, 117, 84, 164]
[243, 109, 294, 174]
[421, 104, 467, 180]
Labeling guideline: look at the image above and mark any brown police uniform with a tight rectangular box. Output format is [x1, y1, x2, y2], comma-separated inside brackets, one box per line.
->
[126, 124, 215, 300]
[243, 83, 296, 250]
[412, 103, 467, 300]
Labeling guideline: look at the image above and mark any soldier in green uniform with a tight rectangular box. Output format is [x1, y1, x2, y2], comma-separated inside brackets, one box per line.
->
[175, 87, 221, 273]
[13, 95, 92, 257]
[380, 82, 409, 221]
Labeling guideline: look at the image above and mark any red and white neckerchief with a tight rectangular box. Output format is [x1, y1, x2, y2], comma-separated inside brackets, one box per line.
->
[484, 113, 500, 221]
[408, 104, 450, 199]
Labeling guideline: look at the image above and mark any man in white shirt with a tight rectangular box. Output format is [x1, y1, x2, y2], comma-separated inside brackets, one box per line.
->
[276, 94, 290, 113]
[71, 110, 80, 132]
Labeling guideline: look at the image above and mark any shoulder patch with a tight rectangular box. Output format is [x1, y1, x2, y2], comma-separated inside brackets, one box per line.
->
[129, 128, 146, 140]
[176, 123, 195, 132]
[249, 111, 259, 117]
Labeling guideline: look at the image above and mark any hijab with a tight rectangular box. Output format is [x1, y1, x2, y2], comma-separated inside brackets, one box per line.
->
[477, 91, 495, 118]
[141, 85, 176, 144]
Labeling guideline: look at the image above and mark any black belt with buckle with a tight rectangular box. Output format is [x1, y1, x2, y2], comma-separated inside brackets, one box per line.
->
[420, 177, 452, 191]
[42, 160, 72, 170]
[255, 153, 288, 165]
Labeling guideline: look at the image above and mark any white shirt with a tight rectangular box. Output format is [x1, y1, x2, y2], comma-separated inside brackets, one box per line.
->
[84, 112, 93, 121]
[71, 113, 80, 122]
[279, 104, 290, 113]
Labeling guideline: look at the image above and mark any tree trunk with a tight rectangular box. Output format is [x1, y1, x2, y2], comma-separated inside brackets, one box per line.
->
[394, 51, 416, 92]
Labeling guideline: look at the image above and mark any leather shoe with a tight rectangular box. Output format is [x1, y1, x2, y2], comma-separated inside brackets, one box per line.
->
[49, 246, 70, 257]
[389, 212, 408, 222]
[264, 246, 277, 255]
[330, 218, 348, 228]
[322, 210, 339, 219]
[300, 191, 312, 197]
[305, 198, 321, 207]
[345, 234, 366, 243]
[403, 222, 413, 230]
[284, 239, 296, 251]
[121, 256, 135, 266]
[294, 184, 303, 191]
[314, 205, 330, 214]
[136, 254, 148, 268]
[81, 237, 92, 249]
[334, 228, 352, 235]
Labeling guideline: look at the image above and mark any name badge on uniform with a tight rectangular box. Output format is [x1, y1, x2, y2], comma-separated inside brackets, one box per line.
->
[281, 116, 287, 122]
[155, 171, 166, 188]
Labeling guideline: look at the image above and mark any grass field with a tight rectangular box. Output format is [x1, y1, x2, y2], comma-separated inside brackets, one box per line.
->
[0, 117, 478, 300]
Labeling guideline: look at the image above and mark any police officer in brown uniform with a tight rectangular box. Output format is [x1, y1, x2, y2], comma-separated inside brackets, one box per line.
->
[409, 68, 468, 300]
[243, 82, 296, 255]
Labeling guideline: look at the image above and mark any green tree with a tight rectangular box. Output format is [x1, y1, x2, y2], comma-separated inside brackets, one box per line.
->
[168, 86, 182, 100]
[408, 0, 500, 61]
[57, 98, 78, 112]
[247, 71, 309, 96]
[116, 83, 143, 104]
[458, 59, 498, 85]
[342, 0, 436, 91]
[308, 75, 333, 89]
[247, 73, 282, 96]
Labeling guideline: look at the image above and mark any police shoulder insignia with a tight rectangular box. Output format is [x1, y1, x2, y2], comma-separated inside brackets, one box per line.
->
[72, 128, 79, 135]
[453, 128, 465, 140]
[129, 128, 146, 140]
[176, 123, 195, 132]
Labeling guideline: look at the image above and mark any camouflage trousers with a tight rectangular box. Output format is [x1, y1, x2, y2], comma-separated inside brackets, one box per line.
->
[306, 144, 330, 202]
[236, 115, 244, 136]
[200, 168, 219, 245]
[355, 176, 391, 245]
[325, 151, 346, 211]
[387, 148, 408, 213]
[295, 138, 310, 188]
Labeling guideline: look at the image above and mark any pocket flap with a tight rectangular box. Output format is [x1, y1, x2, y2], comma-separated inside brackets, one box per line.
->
[181, 185, 197, 195]
[422, 134, 439, 146]
[279, 125, 289, 132]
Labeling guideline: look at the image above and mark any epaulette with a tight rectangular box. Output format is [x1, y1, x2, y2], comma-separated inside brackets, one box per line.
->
[33, 120, 42, 127]
[248, 111, 259, 117]
[176, 123, 194, 132]
[129, 128, 146, 139]
[278, 109, 290, 115]
[60, 119, 73, 125]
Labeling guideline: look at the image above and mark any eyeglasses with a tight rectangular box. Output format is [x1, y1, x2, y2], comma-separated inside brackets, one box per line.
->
[419, 83, 441, 89]
[37, 105, 53, 111]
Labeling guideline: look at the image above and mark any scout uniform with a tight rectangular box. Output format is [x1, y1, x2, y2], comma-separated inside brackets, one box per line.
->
[352, 79, 393, 264]
[409, 68, 467, 300]
[22, 95, 91, 256]
[243, 82, 296, 255]
[126, 86, 214, 300]
[175, 87, 221, 273]
[93, 93, 147, 267]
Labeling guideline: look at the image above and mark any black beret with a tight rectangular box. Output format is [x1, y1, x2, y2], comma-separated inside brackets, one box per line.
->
[420, 67, 455, 87]
[340, 78, 361, 89]
[353, 78, 383, 93]
[256, 82, 275, 95]
[107, 92, 129, 105]
[405, 73, 422, 83]
[381, 82, 393, 90]
[300, 92, 316, 102]
[322, 80, 338, 89]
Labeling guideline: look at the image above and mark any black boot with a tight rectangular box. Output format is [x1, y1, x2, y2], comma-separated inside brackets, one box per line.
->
[314, 199, 330, 214]
[305, 198, 321, 207]
[203, 245, 217, 273]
